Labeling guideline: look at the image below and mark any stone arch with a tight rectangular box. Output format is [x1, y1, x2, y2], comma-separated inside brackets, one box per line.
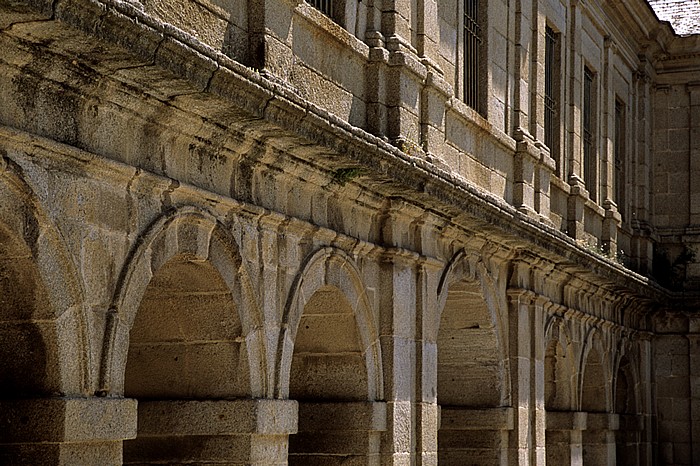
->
[102, 206, 265, 397]
[0, 160, 88, 398]
[614, 340, 643, 466]
[280, 246, 384, 465]
[580, 327, 615, 466]
[434, 249, 509, 466]
[544, 315, 577, 411]
[579, 327, 610, 413]
[543, 314, 580, 466]
[278, 246, 383, 400]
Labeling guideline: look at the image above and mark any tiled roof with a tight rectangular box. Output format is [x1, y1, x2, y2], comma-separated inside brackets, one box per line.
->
[647, 0, 700, 36]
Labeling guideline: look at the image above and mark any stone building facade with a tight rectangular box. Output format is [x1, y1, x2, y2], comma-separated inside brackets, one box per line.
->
[0, 0, 699, 464]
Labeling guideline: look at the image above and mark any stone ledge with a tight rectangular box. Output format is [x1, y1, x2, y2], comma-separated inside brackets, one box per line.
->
[296, 401, 387, 432]
[0, 397, 137, 443]
[439, 406, 514, 431]
[546, 411, 588, 431]
[137, 399, 298, 437]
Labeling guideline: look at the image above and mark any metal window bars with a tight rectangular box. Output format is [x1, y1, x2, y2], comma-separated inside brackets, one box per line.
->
[544, 26, 557, 163]
[615, 100, 626, 217]
[307, 0, 332, 18]
[583, 67, 596, 201]
[463, 0, 482, 112]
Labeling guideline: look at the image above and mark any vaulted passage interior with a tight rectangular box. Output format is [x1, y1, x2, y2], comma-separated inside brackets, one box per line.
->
[437, 279, 506, 466]
[123, 255, 246, 464]
[288, 285, 381, 465]
[0, 226, 52, 400]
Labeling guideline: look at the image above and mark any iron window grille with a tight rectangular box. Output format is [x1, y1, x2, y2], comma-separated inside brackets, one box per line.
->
[544, 25, 560, 174]
[615, 100, 626, 219]
[583, 67, 596, 201]
[307, 0, 333, 18]
[463, 0, 482, 113]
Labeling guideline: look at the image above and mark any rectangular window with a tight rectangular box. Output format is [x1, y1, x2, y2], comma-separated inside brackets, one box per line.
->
[583, 66, 596, 201]
[463, 0, 483, 114]
[307, 0, 333, 18]
[544, 25, 560, 175]
[614, 99, 626, 219]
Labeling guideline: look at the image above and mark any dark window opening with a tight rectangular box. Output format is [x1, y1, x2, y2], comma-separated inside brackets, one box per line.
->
[583, 66, 596, 201]
[307, 0, 333, 18]
[615, 99, 626, 219]
[544, 25, 561, 175]
[463, 0, 483, 114]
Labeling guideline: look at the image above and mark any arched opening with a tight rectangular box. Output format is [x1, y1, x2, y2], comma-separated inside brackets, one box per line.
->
[437, 279, 506, 465]
[123, 254, 246, 464]
[0, 226, 53, 399]
[288, 285, 377, 464]
[544, 337, 575, 466]
[581, 345, 611, 465]
[581, 346, 607, 413]
[615, 355, 641, 466]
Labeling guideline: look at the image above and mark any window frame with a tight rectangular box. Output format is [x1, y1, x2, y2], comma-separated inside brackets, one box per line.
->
[462, 0, 487, 116]
[544, 24, 561, 176]
[583, 66, 597, 202]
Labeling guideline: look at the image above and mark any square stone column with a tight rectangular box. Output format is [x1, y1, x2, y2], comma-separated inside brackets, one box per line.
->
[0, 397, 137, 465]
[124, 399, 297, 465]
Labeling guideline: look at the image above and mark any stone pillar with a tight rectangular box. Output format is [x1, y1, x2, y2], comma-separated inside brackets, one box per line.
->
[689, 83, 700, 226]
[582, 413, 618, 466]
[421, 71, 452, 166]
[124, 399, 297, 465]
[688, 330, 700, 465]
[567, 174, 587, 240]
[602, 199, 621, 257]
[291, 401, 386, 465]
[545, 411, 587, 466]
[514, 131, 556, 221]
[630, 68, 654, 273]
[507, 290, 546, 466]
[565, 1, 586, 240]
[387, 47, 428, 152]
[0, 397, 137, 465]
[514, 132, 540, 218]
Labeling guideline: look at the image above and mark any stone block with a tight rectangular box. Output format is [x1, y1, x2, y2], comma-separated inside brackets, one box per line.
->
[297, 401, 387, 432]
[136, 399, 298, 436]
[0, 397, 137, 443]
[439, 407, 514, 431]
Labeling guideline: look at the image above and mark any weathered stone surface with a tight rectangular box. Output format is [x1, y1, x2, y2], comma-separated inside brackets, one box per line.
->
[0, 0, 698, 464]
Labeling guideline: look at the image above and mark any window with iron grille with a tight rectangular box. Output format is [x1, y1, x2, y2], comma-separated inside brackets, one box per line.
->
[615, 99, 626, 218]
[583, 67, 596, 201]
[307, 0, 333, 18]
[463, 0, 483, 114]
[544, 25, 560, 175]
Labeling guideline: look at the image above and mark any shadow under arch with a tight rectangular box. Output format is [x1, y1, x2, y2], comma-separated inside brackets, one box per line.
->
[0, 160, 88, 399]
[579, 327, 615, 465]
[543, 314, 580, 466]
[434, 249, 510, 466]
[279, 246, 384, 465]
[613, 341, 645, 466]
[101, 206, 266, 397]
[544, 315, 577, 411]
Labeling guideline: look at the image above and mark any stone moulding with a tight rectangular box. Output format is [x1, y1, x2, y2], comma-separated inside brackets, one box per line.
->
[0, 0, 663, 305]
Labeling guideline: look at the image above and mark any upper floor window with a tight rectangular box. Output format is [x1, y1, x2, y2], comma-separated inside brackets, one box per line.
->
[463, 0, 486, 115]
[544, 25, 561, 175]
[307, 0, 333, 17]
[614, 99, 627, 218]
[583, 66, 597, 201]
